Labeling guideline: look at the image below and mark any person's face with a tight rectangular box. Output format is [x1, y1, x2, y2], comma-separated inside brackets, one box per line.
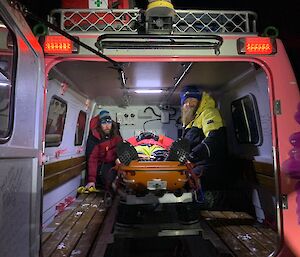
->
[183, 97, 199, 109]
[100, 120, 112, 135]
[181, 97, 199, 126]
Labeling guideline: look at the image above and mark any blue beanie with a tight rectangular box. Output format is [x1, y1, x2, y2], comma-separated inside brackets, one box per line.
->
[180, 85, 202, 105]
[99, 110, 111, 121]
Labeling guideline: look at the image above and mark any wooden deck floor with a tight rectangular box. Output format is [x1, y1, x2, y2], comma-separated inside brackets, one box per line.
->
[42, 194, 278, 257]
[200, 210, 278, 257]
[42, 193, 107, 257]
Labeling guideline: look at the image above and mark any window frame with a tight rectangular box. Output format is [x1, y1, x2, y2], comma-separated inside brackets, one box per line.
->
[231, 93, 263, 145]
[45, 95, 68, 147]
[74, 110, 87, 146]
[0, 18, 18, 144]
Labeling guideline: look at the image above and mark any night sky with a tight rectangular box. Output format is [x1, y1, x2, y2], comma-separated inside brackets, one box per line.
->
[19, 0, 300, 81]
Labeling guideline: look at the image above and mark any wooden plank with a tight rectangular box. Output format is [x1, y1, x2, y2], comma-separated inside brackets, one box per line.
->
[200, 221, 235, 257]
[42, 194, 97, 257]
[202, 211, 255, 257]
[44, 156, 86, 177]
[42, 194, 88, 244]
[44, 156, 86, 193]
[239, 225, 276, 252]
[210, 212, 270, 257]
[90, 197, 119, 257]
[200, 210, 214, 219]
[232, 212, 278, 243]
[70, 208, 107, 257]
[207, 211, 226, 219]
[43, 163, 86, 193]
[201, 211, 254, 222]
[253, 161, 274, 177]
[222, 211, 254, 220]
[233, 212, 278, 244]
[208, 211, 251, 222]
[225, 224, 270, 256]
[42, 233, 52, 245]
[222, 212, 276, 253]
[232, 212, 254, 220]
[253, 224, 278, 244]
[256, 174, 275, 194]
[51, 194, 105, 257]
[205, 216, 255, 256]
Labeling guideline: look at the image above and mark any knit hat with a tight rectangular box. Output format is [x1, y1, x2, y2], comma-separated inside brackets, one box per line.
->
[180, 85, 202, 105]
[99, 110, 111, 122]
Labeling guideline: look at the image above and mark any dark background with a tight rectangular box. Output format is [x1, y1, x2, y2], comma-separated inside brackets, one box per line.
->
[19, 0, 300, 82]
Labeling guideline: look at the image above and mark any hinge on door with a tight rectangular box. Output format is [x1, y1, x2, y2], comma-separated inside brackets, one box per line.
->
[9, 0, 26, 12]
[281, 194, 288, 209]
[39, 151, 47, 165]
[274, 100, 281, 115]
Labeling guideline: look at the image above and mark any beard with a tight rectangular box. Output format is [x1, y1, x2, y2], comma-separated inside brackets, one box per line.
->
[182, 106, 197, 127]
[98, 125, 112, 138]
[103, 128, 111, 136]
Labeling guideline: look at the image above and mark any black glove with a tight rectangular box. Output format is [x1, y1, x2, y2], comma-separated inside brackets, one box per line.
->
[188, 152, 197, 162]
[192, 165, 203, 176]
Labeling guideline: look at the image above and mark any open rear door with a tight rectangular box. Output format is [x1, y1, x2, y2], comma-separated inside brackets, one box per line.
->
[0, 1, 44, 257]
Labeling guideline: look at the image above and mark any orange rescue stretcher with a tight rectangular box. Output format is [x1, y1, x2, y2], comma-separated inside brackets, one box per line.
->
[117, 160, 188, 191]
[115, 159, 200, 205]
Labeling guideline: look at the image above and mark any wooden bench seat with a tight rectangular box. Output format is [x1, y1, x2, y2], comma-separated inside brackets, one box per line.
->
[201, 210, 277, 257]
[42, 193, 107, 257]
[43, 157, 86, 193]
[253, 161, 275, 194]
[42, 194, 278, 257]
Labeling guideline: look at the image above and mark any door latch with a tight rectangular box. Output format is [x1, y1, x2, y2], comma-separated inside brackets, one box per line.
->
[281, 194, 288, 209]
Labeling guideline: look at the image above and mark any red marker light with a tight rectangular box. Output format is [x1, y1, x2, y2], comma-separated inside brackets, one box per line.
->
[42, 36, 77, 54]
[245, 38, 272, 54]
[237, 37, 276, 55]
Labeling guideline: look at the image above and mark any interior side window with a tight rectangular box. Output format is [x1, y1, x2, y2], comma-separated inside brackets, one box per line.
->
[74, 110, 87, 146]
[0, 19, 17, 143]
[45, 96, 67, 147]
[231, 94, 262, 145]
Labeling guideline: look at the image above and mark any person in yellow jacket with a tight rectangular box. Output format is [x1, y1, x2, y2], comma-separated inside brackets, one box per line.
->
[180, 85, 228, 191]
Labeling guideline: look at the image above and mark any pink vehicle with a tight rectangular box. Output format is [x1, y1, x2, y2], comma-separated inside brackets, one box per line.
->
[0, 0, 299, 256]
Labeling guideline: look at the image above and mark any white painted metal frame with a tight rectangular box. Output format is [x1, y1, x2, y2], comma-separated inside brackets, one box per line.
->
[0, 1, 44, 257]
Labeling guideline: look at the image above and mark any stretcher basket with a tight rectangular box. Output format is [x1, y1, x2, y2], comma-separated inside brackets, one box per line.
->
[115, 160, 200, 223]
[116, 160, 189, 192]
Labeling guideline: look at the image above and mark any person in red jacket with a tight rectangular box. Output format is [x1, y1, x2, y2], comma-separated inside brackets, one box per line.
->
[85, 110, 122, 193]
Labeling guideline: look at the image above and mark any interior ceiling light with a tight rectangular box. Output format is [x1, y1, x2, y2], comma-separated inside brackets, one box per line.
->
[134, 89, 163, 94]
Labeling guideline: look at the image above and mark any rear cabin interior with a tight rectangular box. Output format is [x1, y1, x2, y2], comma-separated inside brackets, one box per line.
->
[42, 59, 279, 256]
[2, 1, 300, 255]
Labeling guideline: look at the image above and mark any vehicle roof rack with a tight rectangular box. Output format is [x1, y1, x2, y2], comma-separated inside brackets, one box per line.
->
[48, 9, 258, 35]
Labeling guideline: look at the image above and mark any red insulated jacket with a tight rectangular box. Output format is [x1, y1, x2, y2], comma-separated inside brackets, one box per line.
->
[88, 135, 122, 183]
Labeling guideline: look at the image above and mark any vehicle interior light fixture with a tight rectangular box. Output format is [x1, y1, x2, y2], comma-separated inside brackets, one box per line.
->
[0, 82, 9, 87]
[134, 89, 163, 94]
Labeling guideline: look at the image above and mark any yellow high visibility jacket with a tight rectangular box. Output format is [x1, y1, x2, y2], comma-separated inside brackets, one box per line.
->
[135, 144, 166, 157]
[185, 92, 223, 136]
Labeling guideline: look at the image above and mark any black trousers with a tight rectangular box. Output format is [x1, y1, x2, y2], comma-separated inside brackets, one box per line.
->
[96, 162, 117, 192]
[200, 164, 228, 190]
